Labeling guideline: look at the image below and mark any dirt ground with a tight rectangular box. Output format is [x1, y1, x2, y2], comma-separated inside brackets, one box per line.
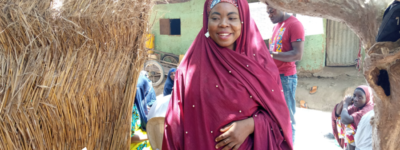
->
[153, 67, 367, 112]
[297, 67, 367, 112]
[153, 81, 166, 96]
[294, 108, 342, 150]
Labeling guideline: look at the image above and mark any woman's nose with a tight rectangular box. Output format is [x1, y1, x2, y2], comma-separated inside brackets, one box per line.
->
[219, 18, 229, 27]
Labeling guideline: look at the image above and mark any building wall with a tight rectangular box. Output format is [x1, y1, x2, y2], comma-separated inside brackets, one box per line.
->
[297, 34, 326, 73]
[150, 0, 205, 55]
[294, 15, 326, 73]
[150, 1, 327, 73]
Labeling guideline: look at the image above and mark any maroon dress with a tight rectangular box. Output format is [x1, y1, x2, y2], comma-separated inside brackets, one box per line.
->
[162, 0, 293, 149]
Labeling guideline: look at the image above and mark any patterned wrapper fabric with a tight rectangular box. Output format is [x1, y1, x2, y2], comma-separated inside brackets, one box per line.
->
[336, 117, 356, 148]
[207, 0, 238, 15]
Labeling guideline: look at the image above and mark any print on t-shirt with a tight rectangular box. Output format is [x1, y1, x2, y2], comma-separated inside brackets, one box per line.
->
[269, 16, 305, 76]
[269, 27, 286, 52]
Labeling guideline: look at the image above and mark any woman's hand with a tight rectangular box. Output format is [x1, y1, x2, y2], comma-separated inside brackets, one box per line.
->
[215, 117, 254, 150]
[335, 101, 344, 116]
[131, 134, 148, 143]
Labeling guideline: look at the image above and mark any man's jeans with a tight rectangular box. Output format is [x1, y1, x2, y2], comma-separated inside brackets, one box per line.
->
[280, 74, 297, 143]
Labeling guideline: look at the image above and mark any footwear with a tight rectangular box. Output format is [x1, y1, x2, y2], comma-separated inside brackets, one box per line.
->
[309, 86, 318, 94]
[300, 100, 308, 108]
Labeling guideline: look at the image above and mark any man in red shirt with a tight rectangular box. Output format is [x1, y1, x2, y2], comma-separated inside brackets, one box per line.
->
[267, 3, 305, 143]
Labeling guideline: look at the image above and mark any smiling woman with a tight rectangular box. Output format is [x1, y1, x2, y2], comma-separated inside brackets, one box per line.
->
[208, 3, 242, 50]
[162, 0, 293, 150]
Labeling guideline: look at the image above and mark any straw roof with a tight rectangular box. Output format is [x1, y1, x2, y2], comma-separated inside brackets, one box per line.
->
[0, 0, 153, 149]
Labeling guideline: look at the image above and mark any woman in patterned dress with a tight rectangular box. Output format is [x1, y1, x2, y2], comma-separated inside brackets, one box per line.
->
[130, 75, 154, 150]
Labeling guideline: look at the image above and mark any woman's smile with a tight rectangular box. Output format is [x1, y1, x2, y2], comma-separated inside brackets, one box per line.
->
[216, 32, 233, 40]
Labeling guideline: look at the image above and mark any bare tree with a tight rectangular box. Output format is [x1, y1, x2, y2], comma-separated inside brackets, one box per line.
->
[261, 0, 399, 149]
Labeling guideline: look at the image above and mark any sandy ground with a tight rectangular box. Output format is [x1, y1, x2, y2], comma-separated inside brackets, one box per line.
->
[294, 108, 341, 150]
[296, 67, 367, 112]
[153, 82, 166, 96]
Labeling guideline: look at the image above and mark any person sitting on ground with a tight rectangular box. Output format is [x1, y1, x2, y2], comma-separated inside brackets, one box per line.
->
[163, 68, 176, 96]
[140, 70, 157, 109]
[130, 74, 154, 150]
[331, 85, 374, 150]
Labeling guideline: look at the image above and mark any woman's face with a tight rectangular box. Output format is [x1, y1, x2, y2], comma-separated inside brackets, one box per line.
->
[170, 72, 175, 81]
[208, 3, 241, 51]
[353, 89, 367, 108]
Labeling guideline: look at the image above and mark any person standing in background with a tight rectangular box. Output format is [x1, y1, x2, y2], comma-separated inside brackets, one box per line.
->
[266, 3, 305, 143]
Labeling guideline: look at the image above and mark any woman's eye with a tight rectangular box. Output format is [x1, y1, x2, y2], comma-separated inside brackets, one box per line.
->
[229, 18, 237, 20]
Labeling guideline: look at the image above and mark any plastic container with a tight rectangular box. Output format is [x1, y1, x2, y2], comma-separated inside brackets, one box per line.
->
[145, 34, 155, 49]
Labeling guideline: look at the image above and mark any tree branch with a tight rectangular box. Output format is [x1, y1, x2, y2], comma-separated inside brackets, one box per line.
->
[260, 0, 391, 50]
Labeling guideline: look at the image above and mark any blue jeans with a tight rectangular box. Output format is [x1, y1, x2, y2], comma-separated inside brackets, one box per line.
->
[280, 74, 297, 143]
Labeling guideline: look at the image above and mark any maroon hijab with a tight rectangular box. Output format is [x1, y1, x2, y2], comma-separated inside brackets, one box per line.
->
[162, 0, 292, 149]
[331, 85, 374, 148]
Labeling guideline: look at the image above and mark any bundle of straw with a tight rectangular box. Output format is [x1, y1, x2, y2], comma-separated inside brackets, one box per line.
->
[0, 0, 153, 149]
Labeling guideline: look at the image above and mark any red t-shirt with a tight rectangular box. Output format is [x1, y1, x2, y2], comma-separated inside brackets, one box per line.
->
[269, 16, 305, 76]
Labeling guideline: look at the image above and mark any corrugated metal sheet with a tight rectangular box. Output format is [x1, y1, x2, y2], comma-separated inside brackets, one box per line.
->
[326, 20, 360, 66]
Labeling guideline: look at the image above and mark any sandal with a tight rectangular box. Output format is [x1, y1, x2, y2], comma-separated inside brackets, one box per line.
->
[309, 86, 318, 94]
[300, 100, 308, 108]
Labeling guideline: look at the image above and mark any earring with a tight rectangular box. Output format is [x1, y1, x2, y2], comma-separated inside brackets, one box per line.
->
[241, 22, 243, 24]
[205, 29, 210, 38]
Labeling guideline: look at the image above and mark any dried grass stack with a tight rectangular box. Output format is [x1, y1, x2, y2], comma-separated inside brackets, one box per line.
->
[0, 0, 153, 149]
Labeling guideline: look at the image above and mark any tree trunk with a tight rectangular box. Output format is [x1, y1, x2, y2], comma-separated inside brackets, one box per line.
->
[260, 0, 399, 149]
